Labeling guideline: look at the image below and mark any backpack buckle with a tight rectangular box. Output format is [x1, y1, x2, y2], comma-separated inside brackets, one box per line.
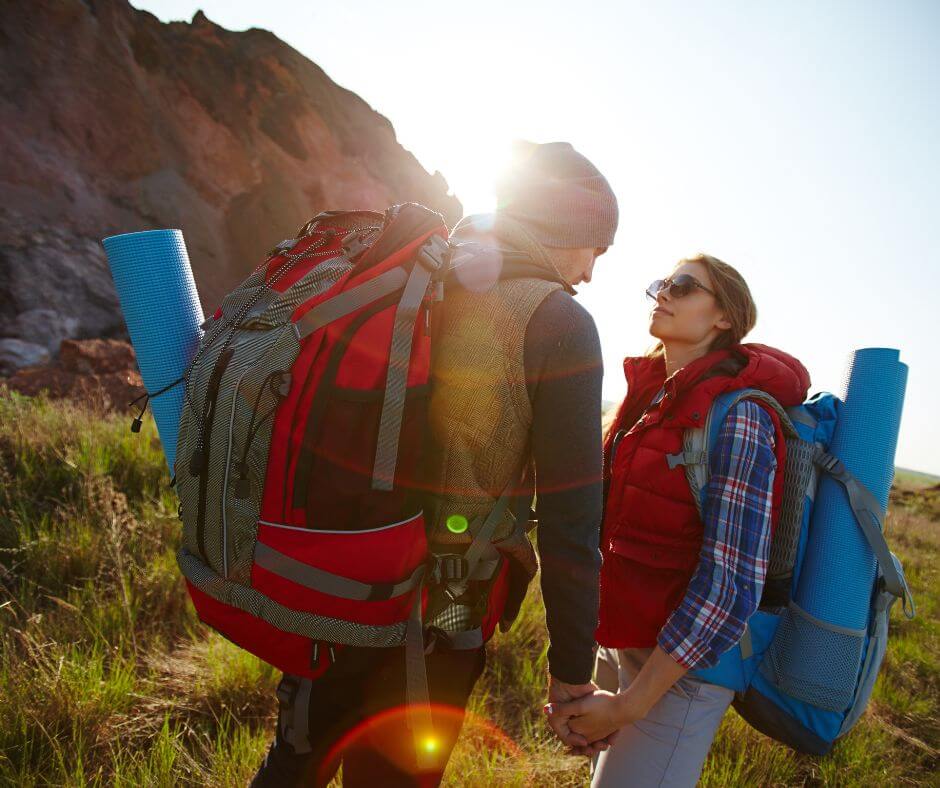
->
[416, 235, 450, 273]
[342, 231, 369, 261]
[815, 449, 845, 477]
[430, 553, 468, 585]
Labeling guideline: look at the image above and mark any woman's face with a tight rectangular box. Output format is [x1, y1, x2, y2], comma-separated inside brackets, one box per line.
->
[648, 261, 731, 346]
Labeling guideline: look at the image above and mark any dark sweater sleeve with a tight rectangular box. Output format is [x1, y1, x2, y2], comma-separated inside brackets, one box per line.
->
[524, 288, 604, 684]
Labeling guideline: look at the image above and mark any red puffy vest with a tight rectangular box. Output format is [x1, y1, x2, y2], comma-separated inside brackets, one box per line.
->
[596, 344, 810, 649]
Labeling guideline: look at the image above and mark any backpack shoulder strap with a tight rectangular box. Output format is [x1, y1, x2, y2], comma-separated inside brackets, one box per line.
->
[676, 388, 799, 519]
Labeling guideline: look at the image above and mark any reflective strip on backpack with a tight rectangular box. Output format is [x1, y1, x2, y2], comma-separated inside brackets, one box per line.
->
[372, 260, 435, 490]
[294, 265, 409, 339]
[253, 541, 425, 601]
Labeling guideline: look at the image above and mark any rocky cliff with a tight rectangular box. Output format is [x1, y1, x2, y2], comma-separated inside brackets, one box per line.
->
[0, 0, 461, 374]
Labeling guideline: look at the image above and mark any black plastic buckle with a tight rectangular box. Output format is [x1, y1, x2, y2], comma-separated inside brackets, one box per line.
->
[431, 553, 468, 585]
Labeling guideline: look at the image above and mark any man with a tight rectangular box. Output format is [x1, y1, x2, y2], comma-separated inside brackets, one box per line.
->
[252, 140, 618, 786]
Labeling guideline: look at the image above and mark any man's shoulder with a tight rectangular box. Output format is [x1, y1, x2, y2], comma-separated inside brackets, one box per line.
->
[528, 289, 600, 348]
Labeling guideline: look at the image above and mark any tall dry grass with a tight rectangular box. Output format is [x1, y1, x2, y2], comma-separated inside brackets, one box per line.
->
[0, 391, 937, 785]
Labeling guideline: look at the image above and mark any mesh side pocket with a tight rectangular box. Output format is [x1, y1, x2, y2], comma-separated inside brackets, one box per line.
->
[761, 602, 865, 712]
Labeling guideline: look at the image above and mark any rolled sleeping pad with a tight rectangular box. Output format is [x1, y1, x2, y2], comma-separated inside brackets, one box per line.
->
[796, 347, 907, 628]
[102, 230, 204, 472]
[764, 348, 907, 713]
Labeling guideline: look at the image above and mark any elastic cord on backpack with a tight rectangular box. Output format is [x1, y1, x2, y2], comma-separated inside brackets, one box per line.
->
[128, 375, 184, 433]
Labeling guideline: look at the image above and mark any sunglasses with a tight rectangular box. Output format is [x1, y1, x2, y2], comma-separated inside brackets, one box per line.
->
[646, 274, 716, 301]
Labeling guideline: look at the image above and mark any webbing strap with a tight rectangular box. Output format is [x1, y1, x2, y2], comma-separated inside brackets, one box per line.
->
[683, 388, 801, 519]
[739, 624, 753, 660]
[253, 542, 424, 601]
[372, 260, 434, 490]
[441, 627, 484, 650]
[404, 578, 435, 768]
[276, 675, 313, 755]
[787, 407, 818, 430]
[815, 449, 914, 615]
[444, 487, 513, 600]
[294, 266, 408, 339]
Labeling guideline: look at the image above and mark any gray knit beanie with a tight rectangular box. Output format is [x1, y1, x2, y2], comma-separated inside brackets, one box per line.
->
[495, 141, 619, 249]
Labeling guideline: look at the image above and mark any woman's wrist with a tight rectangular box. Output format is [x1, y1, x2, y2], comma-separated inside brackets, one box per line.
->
[613, 687, 646, 727]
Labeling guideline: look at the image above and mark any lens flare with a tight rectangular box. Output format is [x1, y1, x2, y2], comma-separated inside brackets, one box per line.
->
[446, 514, 469, 534]
[320, 703, 524, 784]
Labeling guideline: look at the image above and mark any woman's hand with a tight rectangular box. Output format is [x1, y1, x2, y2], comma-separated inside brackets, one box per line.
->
[545, 676, 607, 754]
[547, 690, 638, 744]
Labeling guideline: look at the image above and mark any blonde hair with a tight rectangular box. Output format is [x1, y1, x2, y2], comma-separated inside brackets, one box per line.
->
[647, 253, 757, 357]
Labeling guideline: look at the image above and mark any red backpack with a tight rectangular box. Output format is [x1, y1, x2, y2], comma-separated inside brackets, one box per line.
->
[174, 203, 546, 744]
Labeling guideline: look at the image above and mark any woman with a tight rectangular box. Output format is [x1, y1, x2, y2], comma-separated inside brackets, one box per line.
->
[547, 254, 809, 786]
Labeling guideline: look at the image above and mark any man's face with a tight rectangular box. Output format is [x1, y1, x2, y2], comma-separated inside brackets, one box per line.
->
[553, 247, 607, 287]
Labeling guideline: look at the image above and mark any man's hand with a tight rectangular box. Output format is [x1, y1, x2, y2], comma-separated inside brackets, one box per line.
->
[544, 676, 614, 757]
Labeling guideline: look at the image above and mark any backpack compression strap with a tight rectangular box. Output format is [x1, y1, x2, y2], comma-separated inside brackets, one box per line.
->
[372, 237, 447, 491]
[813, 449, 914, 617]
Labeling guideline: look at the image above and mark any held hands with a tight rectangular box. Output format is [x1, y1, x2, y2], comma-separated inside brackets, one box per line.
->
[544, 677, 624, 757]
[548, 690, 636, 744]
[545, 647, 683, 755]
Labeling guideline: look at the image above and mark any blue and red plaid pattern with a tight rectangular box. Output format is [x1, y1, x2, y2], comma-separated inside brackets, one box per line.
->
[658, 400, 777, 670]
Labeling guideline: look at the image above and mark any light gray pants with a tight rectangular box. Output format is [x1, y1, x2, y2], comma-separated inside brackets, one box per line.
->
[591, 646, 734, 788]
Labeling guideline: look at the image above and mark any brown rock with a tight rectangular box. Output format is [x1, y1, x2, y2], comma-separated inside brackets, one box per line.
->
[59, 338, 138, 375]
[3, 339, 143, 412]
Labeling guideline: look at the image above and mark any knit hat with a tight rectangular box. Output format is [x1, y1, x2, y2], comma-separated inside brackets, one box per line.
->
[495, 141, 619, 249]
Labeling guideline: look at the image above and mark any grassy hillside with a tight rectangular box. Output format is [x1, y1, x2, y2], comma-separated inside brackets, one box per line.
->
[894, 467, 940, 489]
[1, 392, 937, 786]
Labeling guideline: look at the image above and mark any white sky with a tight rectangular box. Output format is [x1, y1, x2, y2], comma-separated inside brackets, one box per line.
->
[134, 0, 940, 474]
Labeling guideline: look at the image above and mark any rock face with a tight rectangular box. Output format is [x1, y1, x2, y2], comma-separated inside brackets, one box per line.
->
[2, 338, 144, 412]
[0, 0, 461, 373]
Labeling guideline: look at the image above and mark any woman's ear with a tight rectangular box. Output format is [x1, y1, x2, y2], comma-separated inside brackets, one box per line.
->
[715, 313, 732, 332]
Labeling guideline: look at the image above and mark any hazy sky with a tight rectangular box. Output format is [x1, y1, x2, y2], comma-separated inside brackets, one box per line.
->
[134, 0, 939, 474]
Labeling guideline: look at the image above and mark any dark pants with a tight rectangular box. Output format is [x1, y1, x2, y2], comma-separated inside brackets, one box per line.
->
[251, 644, 486, 788]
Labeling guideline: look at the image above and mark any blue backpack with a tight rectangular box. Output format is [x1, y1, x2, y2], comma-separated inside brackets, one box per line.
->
[675, 388, 915, 755]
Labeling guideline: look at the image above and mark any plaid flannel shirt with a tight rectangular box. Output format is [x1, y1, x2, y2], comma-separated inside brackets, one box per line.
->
[657, 400, 777, 670]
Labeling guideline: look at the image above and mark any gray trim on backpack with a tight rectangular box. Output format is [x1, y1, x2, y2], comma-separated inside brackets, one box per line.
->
[372, 254, 437, 490]
[253, 541, 426, 601]
[177, 547, 411, 647]
[294, 265, 409, 339]
[786, 600, 867, 638]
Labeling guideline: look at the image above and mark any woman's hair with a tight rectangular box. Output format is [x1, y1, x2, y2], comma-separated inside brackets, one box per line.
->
[647, 253, 757, 357]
